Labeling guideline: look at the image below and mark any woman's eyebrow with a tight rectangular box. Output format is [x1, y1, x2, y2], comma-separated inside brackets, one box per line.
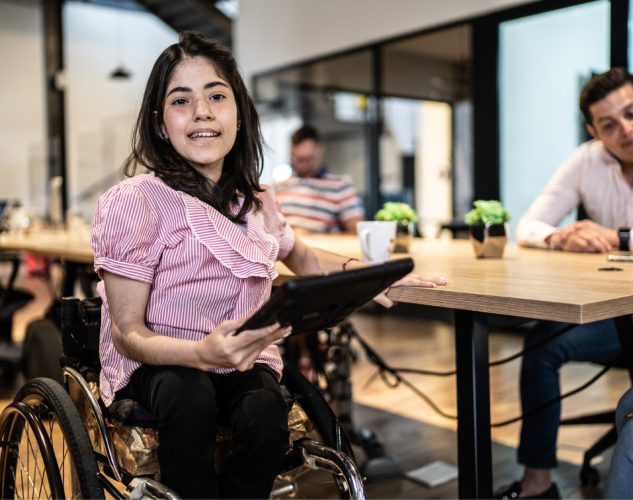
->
[166, 86, 190, 97]
[166, 81, 229, 97]
[204, 81, 229, 90]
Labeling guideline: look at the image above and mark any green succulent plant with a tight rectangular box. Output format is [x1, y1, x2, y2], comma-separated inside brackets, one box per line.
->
[464, 200, 511, 225]
[374, 202, 418, 223]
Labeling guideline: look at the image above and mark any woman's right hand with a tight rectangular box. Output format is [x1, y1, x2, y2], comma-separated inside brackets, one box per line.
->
[104, 272, 290, 371]
[196, 320, 291, 372]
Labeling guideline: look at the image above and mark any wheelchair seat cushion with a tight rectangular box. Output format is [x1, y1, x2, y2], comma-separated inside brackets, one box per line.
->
[108, 398, 159, 428]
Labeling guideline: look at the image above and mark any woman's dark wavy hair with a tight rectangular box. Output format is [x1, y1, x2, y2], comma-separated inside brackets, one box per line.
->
[123, 31, 263, 222]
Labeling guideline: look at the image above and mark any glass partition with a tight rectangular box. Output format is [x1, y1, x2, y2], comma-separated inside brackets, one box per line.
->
[254, 25, 474, 235]
[382, 25, 472, 234]
[499, 0, 610, 237]
[382, 25, 471, 102]
[254, 51, 372, 199]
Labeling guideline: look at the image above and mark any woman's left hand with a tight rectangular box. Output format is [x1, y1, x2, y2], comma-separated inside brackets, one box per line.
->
[373, 275, 447, 308]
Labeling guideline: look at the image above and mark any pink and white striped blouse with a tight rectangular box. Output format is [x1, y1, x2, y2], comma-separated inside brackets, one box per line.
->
[91, 174, 295, 406]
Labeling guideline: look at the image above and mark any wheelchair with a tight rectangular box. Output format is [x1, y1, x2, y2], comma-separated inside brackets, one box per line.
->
[0, 296, 366, 499]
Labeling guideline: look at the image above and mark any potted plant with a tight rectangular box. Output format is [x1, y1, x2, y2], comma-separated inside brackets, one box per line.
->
[464, 200, 511, 258]
[374, 202, 418, 253]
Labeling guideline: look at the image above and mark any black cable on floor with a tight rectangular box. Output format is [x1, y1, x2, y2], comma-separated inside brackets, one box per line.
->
[490, 365, 611, 427]
[361, 322, 578, 377]
[353, 327, 614, 426]
[488, 323, 577, 367]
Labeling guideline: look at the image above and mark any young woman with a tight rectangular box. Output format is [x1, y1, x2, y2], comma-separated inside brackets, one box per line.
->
[92, 31, 446, 499]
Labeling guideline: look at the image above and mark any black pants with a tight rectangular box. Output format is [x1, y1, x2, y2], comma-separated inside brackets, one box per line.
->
[116, 364, 289, 499]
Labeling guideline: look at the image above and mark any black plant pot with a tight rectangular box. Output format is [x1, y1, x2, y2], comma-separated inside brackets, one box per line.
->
[469, 223, 507, 258]
[393, 221, 416, 253]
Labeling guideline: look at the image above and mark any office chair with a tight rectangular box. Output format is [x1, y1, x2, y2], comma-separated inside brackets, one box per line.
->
[559, 353, 627, 486]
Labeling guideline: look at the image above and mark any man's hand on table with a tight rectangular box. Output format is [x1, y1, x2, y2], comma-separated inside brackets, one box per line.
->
[547, 220, 617, 253]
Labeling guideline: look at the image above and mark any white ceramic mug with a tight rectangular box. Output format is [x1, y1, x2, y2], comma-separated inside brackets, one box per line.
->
[356, 221, 397, 263]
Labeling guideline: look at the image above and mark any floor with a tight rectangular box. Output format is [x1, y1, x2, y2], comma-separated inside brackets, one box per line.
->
[1, 262, 629, 498]
[347, 308, 626, 498]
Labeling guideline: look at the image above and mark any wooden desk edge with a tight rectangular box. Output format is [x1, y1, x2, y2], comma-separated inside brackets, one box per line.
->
[387, 288, 633, 325]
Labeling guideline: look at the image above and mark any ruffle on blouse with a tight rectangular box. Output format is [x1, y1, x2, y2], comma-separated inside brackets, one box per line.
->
[181, 192, 280, 280]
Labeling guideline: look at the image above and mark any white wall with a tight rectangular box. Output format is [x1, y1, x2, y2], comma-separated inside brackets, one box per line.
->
[64, 3, 177, 218]
[0, 2, 176, 220]
[0, 2, 46, 212]
[236, 0, 536, 83]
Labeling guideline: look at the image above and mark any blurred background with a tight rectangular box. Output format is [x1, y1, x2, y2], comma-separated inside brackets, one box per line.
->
[0, 0, 623, 237]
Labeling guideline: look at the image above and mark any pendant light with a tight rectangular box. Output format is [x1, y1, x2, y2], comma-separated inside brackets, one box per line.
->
[109, 10, 132, 81]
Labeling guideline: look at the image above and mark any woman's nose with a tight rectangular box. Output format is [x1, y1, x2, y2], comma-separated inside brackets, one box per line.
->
[194, 99, 214, 120]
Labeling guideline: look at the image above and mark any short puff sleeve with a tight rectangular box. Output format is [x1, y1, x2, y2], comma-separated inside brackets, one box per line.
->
[260, 186, 295, 261]
[91, 184, 164, 283]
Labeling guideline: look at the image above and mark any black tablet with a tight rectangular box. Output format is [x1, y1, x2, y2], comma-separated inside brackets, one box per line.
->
[236, 257, 414, 335]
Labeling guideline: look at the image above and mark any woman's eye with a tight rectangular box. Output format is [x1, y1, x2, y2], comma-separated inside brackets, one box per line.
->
[210, 94, 225, 102]
[172, 98, 188, 105]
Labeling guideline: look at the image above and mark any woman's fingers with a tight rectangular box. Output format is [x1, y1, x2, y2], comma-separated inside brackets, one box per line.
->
[373, 293, 394, 308]
[208, 321, 291, 371]
[235, 324, 291, 371]
[373, 273, 447, 308]
[392, 275, 448, 288]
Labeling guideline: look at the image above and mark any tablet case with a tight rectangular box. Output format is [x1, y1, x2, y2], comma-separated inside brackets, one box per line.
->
[237, 257, 414, 335]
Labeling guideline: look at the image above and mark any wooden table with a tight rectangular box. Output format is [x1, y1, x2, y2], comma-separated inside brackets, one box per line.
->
[0, 229, 93, 265]
[5, 231, 633, 497]
[302, 234, 633, 324]
[302, 234, 633, 498]
[0, 229, 93, 295]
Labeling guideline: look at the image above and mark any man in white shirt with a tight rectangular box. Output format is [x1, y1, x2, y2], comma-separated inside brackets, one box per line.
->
[498, 68, 633, 499]
[516, 71, 633, 251]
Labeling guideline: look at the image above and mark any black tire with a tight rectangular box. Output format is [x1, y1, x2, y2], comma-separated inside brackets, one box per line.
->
[0, 377, 103, 499]
[22, 318, 64, 383]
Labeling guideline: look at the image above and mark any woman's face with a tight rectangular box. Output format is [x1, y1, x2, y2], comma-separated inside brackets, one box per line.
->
[161, 56, 238, 182]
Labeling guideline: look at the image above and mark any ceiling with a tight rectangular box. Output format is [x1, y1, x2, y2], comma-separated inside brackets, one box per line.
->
[21, 0, 235, 48]
[134, 0, 232, 47]
[385, 25, 471, 63]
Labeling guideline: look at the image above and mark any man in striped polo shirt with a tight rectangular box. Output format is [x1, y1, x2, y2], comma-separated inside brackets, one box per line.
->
[274, 125, 365, 235]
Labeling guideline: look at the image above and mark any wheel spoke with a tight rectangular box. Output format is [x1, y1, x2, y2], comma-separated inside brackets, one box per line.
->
[16, 453, 38, 498]
[24, 428, 46, 497]
[3, 379, 105, 499]
[17, 461, 24, 500]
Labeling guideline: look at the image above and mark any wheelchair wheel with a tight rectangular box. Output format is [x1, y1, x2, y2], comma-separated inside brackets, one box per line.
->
[272, 364, 362, 499]
[0, 377, 103, 499]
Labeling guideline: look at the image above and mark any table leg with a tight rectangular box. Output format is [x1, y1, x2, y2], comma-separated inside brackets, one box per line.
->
[454, 310, 492, 499]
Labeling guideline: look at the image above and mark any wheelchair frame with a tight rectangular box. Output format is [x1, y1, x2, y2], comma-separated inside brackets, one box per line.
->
[0, 297, 366, 499]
